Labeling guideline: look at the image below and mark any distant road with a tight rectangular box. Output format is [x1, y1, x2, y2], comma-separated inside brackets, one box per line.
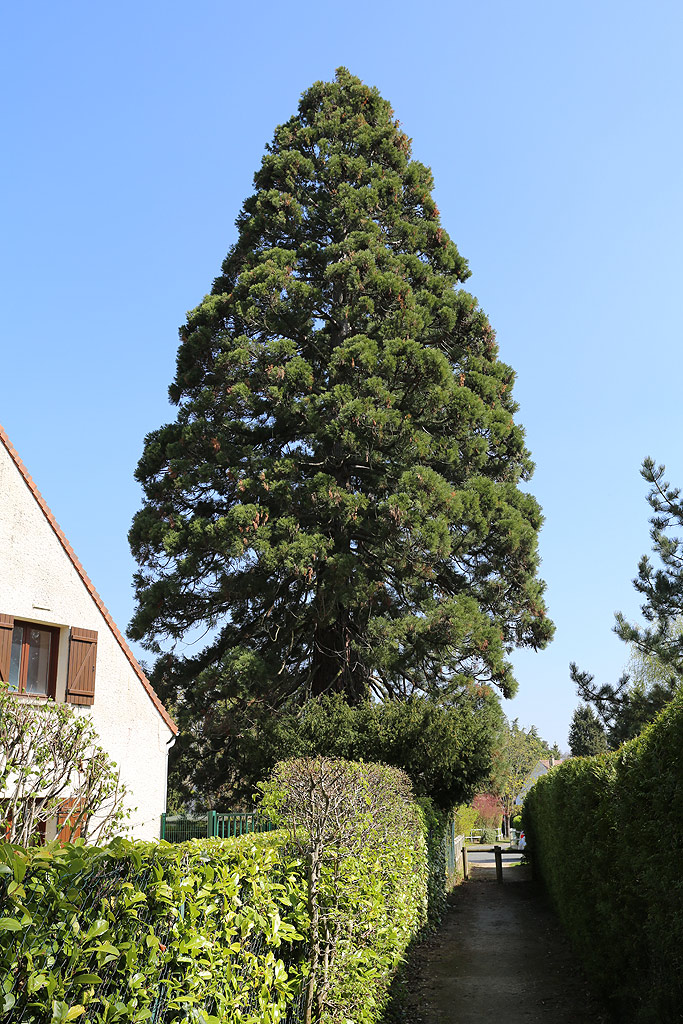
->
[466, 846, 525, 869]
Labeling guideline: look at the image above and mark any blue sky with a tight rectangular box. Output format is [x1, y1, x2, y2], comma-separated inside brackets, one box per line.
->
[3, 1, 683, 748]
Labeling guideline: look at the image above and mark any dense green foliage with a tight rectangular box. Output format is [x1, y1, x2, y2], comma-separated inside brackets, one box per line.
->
[175, 690, 503, 809]
[452, 803, 478, 838]
[1, 757, 450, 1024]
[129, 67, 552, 802]
[523, 692, 683, 1022]
[0, 834, 307, 1023]
[567, 704, 607, 756]
[478, 827, 497, 844]
[260, 758, 428, 1023]
[414, 799, 458, 928]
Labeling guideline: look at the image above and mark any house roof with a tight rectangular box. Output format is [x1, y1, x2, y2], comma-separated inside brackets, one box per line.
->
[0, 424, 178, 735]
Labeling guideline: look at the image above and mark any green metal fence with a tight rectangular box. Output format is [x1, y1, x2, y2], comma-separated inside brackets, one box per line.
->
[159, 814, 211, 842]
[160, 810, 276, 842]
[212, 810, 276, 838]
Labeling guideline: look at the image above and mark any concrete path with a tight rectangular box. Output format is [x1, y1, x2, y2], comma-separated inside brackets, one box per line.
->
[396, 851, 612, 1023]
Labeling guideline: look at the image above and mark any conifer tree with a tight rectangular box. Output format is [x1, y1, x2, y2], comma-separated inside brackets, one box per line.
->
[568, 704, 607, 757]
[571, 459, 683, 749]
[129, 70, 553, 796]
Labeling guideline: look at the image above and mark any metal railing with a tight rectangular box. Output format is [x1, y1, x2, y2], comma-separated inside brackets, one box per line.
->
[212, 810, 276, 838]
[160, 810, 276, 842]
[464, 827, 505, 843]
[443, 813, 465, 888]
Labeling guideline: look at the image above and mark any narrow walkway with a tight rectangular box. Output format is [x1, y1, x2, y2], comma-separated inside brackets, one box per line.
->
[399, 851, 611, 1023]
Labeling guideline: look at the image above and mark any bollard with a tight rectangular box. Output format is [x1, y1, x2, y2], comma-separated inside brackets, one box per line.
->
[494, 845, 503, 883]
[462, 847, 469, 880]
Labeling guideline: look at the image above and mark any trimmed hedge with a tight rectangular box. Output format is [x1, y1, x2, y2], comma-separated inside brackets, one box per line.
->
[0, 833, 308, 1023]
[523, 691, 683, 1022]
[0, 765, 444, 1023]
[260, 759, 432, 1023]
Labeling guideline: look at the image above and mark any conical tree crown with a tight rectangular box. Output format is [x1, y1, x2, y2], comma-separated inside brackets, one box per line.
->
[130, 68, 553, 712]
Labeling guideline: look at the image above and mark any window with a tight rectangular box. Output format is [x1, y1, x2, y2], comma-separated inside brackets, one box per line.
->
[8, 621, 59, 697]
[0, 615, 97, 705]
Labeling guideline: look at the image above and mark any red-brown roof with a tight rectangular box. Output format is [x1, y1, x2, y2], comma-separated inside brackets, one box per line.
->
[0, 423, 178, 735]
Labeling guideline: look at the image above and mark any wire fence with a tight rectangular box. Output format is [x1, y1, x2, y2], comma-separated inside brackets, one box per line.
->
[4, 814, 465, 1021]
[2, 851, 306, 1024]
[5, 857, 172, 1024]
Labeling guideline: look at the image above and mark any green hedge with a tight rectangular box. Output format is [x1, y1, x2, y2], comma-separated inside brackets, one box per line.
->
[260, 759, 433, 1023]
[0, 833, 308, 1024]
[523, 691, 683, 1022]
[0, 772, 441, 1023]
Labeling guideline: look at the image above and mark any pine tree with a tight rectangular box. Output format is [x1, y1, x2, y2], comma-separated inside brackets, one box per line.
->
[568, 704, 607, 756]
[570, 458, 683, 749]
[129, 69, 553, 797]
[615, 458, 683, 679]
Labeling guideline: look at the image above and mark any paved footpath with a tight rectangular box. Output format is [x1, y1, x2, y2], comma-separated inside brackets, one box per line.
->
[398, 853, 612, 1023]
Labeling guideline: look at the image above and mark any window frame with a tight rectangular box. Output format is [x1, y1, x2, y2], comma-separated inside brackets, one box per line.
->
[10, 620, 60, 699]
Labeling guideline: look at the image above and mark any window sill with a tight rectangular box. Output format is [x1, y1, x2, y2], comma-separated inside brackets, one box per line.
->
[10, 692, 54, 703]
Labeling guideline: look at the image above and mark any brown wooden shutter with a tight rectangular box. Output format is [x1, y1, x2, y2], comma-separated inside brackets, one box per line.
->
[66, 627, 98, 705]
[56, 799, 83, 843]
[0, 615, 14, 684]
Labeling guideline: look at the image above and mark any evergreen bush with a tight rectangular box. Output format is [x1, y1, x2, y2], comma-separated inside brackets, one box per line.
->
[0, 834, 307, 1023]
[0, 758, 446, 1024]
[524, 692, 683, 1021]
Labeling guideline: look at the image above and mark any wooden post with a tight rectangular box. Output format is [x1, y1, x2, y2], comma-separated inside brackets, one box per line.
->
[462, 847, 469, 880]
[494, 845, 503, 883]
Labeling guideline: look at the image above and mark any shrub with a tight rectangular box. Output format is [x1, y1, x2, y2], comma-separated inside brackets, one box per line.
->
[220, 692, 503, 812]
[0, 684, 128, 844]
[260, 758, 428, 1024]
[472, 792, 502, 830]
[478, 827, 497, 844]
[452, 804, 478, 838]
[524, 691, 683, 1022]
[415, 797, 460, 924]
[0, 833, 307, 1023]
[1, 759, 442, 1024]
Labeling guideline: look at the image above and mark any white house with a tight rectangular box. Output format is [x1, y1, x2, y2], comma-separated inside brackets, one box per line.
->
[0, 423, 177, 841]
[514, 757, 567, 807]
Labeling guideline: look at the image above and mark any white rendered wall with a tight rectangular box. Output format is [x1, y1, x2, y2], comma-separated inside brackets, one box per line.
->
[0, 442, 174, 841]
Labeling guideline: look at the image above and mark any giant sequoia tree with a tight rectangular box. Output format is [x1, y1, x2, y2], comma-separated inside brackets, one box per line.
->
[129, 70, 552, 797]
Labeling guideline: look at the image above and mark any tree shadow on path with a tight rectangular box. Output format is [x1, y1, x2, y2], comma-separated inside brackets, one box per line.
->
[382, 863, 614, 1024]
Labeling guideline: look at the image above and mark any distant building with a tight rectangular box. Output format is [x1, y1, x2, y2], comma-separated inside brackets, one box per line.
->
[515, 757, 567, 806]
